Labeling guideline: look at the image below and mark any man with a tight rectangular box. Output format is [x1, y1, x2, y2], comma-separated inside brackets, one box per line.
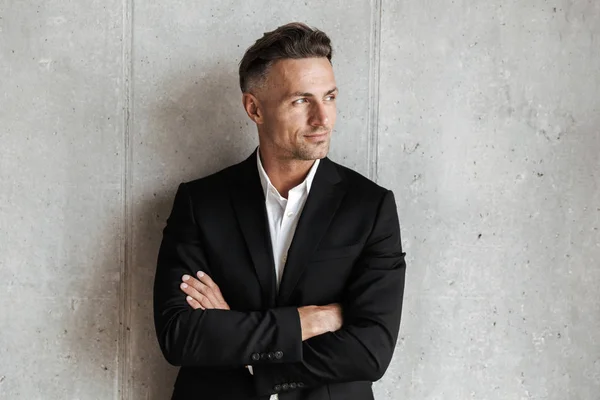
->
[153, 22, 407, 400]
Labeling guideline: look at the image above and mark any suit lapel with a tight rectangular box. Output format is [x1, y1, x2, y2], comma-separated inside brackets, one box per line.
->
[276, 157, 347, 306]
[230, 150, 277, 307]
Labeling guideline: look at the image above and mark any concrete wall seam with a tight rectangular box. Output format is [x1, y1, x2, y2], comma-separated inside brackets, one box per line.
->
[368, 0, 382, 183]
[119, 0, 135, 398]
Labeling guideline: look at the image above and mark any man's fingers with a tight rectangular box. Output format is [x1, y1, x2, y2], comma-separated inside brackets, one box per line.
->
[178, 273, 231, 310]
[186, 295, 204, 310]
[182, 274, 219, 303]
[197, 271, 226, 300]
[196, 271, 221, 293]
[180, 281, 216, 309]
[194, 272, 230, 310]
[180, 274, 231, 310]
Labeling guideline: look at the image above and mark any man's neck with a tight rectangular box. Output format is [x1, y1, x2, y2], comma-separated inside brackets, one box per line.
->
[258, 148, 315, 199]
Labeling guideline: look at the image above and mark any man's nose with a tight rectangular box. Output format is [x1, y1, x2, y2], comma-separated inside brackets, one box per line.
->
[309, 102, 330, 127]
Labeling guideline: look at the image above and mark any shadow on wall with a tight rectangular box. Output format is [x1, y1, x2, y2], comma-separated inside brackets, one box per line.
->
[130, 63, 254, 399]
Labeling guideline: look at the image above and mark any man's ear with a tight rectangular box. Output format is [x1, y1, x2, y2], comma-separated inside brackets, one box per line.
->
[242, 93, 263, 124]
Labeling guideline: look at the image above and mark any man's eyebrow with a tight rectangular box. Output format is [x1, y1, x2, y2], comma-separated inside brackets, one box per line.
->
[288, 87, 338, 98]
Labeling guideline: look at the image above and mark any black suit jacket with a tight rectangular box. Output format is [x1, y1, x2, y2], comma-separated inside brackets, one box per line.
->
[153, 149, 407, 400]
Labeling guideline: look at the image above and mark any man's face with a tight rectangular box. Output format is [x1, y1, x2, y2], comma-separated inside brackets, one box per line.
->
[254, 57, 337, 161]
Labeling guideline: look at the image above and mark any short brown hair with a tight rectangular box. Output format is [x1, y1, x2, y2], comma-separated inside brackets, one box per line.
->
[238, 22, 333, 93]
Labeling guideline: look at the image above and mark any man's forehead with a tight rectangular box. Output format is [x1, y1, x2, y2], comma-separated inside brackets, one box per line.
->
[270, 58, 336, 93]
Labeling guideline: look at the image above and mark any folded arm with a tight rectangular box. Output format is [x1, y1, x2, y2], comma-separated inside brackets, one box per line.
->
[153, 182, 304, 368]
[154, 183, 406, 396]
[251, 190, 407, 396]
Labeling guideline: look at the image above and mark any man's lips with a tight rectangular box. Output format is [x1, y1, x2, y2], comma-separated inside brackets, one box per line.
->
[304, 131, 329, 138]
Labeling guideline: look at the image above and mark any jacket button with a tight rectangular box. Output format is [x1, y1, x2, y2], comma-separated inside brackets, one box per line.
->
[274, 384, 282, 392]
[267, 352, 275, 360]
[282, 383, 289, 391]
[290, 382, 297, 389]
[260, 352, 267, 360]
[251, 353, 260, 361]
[297, 382, 305, 388]
[275, 350, 283, 359]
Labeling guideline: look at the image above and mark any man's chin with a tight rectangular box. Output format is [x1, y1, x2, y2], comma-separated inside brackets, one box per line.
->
[305, 142, 330, 160]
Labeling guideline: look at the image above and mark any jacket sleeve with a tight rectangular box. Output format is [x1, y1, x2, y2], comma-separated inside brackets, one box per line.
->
[251, 190, 407, 396]
[153, 182, 304, 368]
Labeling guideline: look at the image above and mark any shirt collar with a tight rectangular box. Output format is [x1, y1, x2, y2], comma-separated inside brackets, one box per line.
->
[256, 147, 321, 199]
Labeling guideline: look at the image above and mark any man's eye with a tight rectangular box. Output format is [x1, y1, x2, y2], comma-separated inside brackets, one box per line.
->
[325, 95, 336, 101]
[293, 98, 307, 105]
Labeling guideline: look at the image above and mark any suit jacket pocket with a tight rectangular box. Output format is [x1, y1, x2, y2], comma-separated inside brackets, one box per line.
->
[310, 243, 363, 261]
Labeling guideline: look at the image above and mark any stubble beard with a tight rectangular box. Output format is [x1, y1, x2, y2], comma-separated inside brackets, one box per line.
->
[293, 135, 330, 161]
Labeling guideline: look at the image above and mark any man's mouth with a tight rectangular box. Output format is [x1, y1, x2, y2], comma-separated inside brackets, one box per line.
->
[304, 131, 329, 139]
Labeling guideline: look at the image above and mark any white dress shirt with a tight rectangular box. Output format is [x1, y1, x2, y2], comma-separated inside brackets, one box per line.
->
[248, 149, 320, 400]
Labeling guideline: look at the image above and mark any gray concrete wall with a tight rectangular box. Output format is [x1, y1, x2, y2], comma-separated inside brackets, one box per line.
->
[1, 1, 598, 399]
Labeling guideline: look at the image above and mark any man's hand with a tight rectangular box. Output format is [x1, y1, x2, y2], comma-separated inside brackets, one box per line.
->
[298, 303, 343, 341]
[180, 271, 230, 310]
